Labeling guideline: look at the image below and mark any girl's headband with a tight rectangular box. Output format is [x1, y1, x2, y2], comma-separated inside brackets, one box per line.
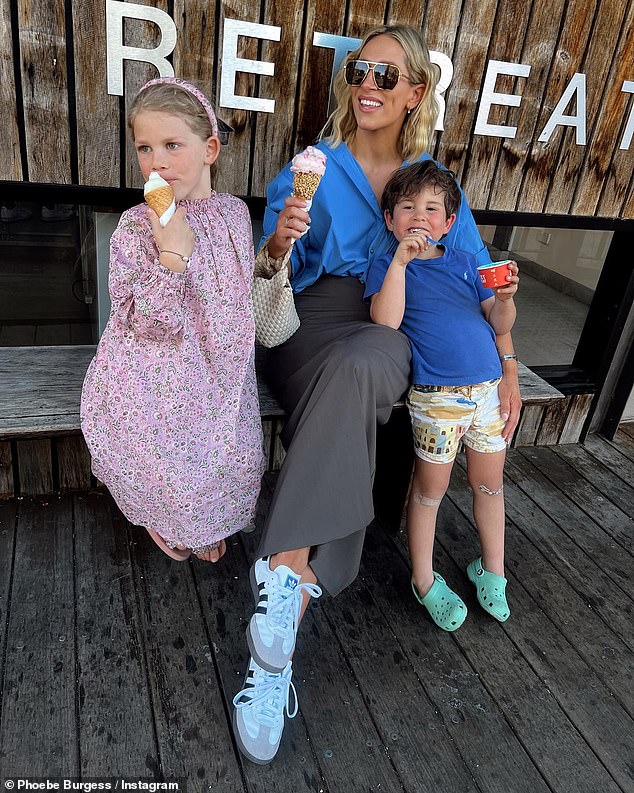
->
[139, 77, 219, 138]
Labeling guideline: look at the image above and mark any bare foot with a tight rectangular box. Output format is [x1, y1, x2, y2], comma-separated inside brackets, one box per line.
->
[194, 539, 227, 563]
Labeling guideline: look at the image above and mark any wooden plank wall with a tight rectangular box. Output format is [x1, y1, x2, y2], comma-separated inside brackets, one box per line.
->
[72, 1, 120, 187]
[0, 0, 21, 180]
[0, 0, 632, 217]
[18, 0, 72, 183]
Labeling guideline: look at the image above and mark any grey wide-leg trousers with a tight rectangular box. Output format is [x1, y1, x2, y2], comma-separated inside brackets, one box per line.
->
[258, 275, 411, 596]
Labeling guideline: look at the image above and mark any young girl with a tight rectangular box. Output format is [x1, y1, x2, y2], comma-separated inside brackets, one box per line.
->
[81, 77, 265, 563]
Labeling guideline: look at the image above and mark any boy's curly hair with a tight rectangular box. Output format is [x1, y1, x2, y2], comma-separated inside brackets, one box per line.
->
[381, 160, 461, 219]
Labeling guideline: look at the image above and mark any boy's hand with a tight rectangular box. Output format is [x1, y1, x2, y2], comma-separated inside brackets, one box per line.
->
[392, 233, 430, 267]
[493, 260, 519, 301]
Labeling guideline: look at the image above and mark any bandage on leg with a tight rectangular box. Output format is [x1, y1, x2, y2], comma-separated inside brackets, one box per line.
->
[478, 484, 503, 496]
[412, 492, 442, 508]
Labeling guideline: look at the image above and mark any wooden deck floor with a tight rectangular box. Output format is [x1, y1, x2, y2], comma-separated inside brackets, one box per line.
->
[0, 428, 633, 792]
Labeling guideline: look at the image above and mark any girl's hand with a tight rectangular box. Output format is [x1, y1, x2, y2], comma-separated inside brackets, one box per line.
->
[268, 196, 311, 259]
[148, 207, 195, 268]
[494, 260, 519, 301]
[393, 233, 430, 267]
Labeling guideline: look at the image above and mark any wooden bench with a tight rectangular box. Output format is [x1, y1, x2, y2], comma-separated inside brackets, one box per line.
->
[0, 345, 287, 498]
[0, 345, 569, 498]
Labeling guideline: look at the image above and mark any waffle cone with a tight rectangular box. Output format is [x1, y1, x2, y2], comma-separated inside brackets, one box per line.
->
[145, 185, 174, 217]
[293, 172, 322, 200]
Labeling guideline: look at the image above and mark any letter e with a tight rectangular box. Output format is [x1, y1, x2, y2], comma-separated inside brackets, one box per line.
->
[474, 60, 531, 139]
[220, 19, 281, 113]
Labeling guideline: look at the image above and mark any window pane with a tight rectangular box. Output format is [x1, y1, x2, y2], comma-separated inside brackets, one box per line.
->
[478, 225, 613, 367]
[0, 202, 121, 347]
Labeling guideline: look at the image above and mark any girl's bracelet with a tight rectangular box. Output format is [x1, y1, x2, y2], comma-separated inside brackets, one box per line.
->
[159, 249, 191, 266]
[499, 353, 518, 362]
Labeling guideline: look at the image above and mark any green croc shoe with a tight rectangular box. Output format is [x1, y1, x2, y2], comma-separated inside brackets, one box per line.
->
[466, 557, 510, 622]
[412, 572, 467, 632]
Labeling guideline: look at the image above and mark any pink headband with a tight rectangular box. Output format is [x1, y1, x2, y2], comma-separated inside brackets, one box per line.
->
[139, 77, 219, 138]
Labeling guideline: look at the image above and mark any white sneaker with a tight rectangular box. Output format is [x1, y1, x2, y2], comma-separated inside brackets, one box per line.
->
[233, 656, 297, 764]
[246, 556, 322, 672]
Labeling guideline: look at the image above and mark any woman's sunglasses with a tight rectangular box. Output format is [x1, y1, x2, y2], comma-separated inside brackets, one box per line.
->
[344, 59, 412, 91]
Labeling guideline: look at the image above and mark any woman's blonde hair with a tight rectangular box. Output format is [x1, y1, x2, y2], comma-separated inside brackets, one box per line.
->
[320, 25, 439, 160]
[128, 82, 217, 183]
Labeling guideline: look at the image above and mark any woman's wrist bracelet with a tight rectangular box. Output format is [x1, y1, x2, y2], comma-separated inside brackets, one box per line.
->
[499, 353, 518, 362]
[159, 249, 191, 265]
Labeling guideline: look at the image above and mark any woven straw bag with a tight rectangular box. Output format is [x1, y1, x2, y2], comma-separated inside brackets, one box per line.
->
[252, 265, 300, 348]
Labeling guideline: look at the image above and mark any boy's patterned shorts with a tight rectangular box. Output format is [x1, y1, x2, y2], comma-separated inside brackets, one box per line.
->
[406, 378, 506, 465]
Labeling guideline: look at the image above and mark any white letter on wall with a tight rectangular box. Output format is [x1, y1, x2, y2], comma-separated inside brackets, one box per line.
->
[313, 32, 361, 116]
[106, 0, 176, 96]
[538, 73, 587, 145]
[474, 60, 531, 138]
[619, 80, 634, 150]
[430, 52, 453, 132]
[220, 19, 281, 113]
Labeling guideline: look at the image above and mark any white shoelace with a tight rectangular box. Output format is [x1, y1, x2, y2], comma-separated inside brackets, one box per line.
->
[265, 580, 322, 637]
[233, 668, 298, 727]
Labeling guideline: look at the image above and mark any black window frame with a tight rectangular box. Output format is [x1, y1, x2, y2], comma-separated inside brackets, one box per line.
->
[2, 183, 633, 436]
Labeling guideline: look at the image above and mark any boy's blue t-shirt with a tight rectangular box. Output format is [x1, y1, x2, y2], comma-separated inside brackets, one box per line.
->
[364, 247, 502, 386]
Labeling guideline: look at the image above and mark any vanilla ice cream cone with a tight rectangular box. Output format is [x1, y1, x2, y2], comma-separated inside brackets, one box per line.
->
[144, 171, 176, 226]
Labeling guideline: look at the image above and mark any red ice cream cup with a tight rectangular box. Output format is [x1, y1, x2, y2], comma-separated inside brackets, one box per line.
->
[477, 260, 512, 289]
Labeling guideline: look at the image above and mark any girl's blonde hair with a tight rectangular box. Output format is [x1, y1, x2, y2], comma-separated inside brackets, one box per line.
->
[321, 25, 439, 160]
[128, 82, 217, 183]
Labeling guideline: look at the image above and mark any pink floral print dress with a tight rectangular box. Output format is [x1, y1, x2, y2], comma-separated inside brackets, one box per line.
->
[81, 193, 265, 551]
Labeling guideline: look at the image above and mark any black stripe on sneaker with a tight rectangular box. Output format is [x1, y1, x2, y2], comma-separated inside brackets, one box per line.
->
[255, 606, 267, 615]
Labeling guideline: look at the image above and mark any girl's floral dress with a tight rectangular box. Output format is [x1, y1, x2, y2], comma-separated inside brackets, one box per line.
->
[81, 193, 265, 551]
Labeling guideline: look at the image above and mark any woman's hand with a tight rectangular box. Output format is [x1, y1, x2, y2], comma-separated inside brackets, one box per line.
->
[268, 196, 311, 259]
[148, 207, 195, 272]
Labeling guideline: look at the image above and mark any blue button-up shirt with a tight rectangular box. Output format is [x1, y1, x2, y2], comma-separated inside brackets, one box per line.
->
[261, 141, 490, 293]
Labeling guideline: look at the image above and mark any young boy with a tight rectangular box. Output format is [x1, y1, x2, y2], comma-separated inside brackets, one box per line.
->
[364, 160, 519, 631]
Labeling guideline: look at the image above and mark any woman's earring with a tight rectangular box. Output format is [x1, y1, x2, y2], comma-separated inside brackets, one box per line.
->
[407, 107, 412, 116]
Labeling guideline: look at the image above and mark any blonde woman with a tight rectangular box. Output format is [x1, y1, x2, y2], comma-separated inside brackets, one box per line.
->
[232, 25, 521, 764]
